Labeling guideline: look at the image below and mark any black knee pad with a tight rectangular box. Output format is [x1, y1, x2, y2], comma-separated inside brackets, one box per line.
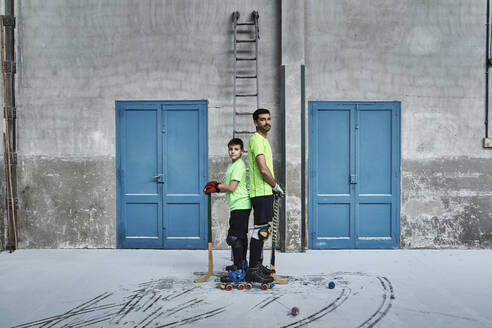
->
[226, 234, 243, 248]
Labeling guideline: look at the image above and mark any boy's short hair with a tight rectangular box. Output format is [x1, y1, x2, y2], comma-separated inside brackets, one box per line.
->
[228, 138, 244, 150]
[253, 108, 271, 121]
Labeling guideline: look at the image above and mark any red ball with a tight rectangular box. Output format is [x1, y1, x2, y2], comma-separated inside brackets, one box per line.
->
[291, 306, 299, 316]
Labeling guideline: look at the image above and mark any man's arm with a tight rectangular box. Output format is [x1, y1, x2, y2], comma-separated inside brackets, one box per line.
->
[256, 154, 276, 187]
[218, 180, 239, 193]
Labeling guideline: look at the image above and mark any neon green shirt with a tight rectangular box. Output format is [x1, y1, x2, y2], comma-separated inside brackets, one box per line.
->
[248, 132, 274, 197]
[225, 159, 251, 210]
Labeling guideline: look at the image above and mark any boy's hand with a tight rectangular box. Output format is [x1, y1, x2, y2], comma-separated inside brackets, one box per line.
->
[204, 181, 221, 194]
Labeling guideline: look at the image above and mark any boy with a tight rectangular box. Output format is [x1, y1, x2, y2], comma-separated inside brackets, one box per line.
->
[204, 138, 251, 278]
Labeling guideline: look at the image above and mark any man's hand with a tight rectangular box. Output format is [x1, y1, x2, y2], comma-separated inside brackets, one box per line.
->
[273, 183, 284, 197]
[204, 181, 221, 194]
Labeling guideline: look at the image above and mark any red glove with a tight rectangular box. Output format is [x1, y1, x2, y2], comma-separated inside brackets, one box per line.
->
[204, 181, 221, 194]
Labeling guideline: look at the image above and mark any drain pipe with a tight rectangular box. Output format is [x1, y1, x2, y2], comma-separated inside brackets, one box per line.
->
[486, 0, 491, 147]
[3, 0, 17, 250]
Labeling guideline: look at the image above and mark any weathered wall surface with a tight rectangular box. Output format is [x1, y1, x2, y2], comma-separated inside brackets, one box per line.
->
[305, 0, 492, 247]
[8, 0, 491, 251]
[15, 0, 280, 249]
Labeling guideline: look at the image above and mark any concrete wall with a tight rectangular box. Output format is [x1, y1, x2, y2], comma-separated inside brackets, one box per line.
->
[4, 0, 491, 250]
[305, 0, 492, 247]
[14, 0, 280, 248]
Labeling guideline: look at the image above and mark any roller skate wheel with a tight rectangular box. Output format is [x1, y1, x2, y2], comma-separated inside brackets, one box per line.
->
[226, 284, 233, 291]
[245, 283, 253, 290]
[261, 283, 269, 290]
[219, 284, 226, 289]
[237, 284, 245, 290]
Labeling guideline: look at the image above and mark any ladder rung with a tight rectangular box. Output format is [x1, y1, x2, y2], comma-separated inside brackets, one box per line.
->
[236, 75, 257, 79]
[236, 57, 256, 61]
[236, 39, 256, 43]
[234, 130, 256, 134]
[235, 112, 254, 116]
[237, 22, 255, 26]
[235, 94, 257, 97]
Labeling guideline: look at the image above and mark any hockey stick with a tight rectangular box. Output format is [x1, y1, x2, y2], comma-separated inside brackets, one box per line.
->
[194, 194, 213, 283]
[270, 193, 288, 284]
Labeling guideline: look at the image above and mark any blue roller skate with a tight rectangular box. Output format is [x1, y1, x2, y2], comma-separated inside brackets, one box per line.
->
[219, 265, 247, 291]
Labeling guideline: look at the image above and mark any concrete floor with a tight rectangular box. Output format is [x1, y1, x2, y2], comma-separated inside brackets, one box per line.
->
[1, 249, 491, 328]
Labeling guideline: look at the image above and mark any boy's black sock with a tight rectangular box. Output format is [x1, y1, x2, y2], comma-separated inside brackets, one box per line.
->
[242, 238, 248, 264]
[232, 244, 244, 268]
[249, 238, 263, 267]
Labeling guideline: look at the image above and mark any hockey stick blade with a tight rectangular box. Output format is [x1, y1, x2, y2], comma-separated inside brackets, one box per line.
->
[194, 242, 213, 283]
[271, 273, 288, 284]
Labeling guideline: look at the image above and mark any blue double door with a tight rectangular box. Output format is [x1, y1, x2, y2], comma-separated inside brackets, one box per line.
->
[116, 100, 208, 249]
[309, 102, 401, 249]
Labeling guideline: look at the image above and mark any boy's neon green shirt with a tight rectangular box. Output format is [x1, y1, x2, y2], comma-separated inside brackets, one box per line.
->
[248, 132, 274, 197]
[225, 158, 251, 211]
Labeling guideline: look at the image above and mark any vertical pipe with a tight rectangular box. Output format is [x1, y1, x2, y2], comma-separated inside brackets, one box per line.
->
[300, 65, 306, 252]
[280, 65, 286, 252]
[254, 11, 259, 109]
[233, 12, 238, 139]
[4, 0, 16, 250]
[486, 0, 490, 138]
[5, 0, 14, 148]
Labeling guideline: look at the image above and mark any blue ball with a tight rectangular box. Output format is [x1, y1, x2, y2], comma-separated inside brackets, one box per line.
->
[328, 281, 335, 289]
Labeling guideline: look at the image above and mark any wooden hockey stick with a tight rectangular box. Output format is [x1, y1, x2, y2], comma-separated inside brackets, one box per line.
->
[270, 193, 288, 284]
[194, 194, 213, 283]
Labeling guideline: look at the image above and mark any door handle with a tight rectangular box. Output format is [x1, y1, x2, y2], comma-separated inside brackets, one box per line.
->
[350, 174, 358, 184]
[153, 174, 165, 183]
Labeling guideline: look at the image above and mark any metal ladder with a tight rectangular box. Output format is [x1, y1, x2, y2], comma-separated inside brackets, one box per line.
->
[232, 11, 259, 138]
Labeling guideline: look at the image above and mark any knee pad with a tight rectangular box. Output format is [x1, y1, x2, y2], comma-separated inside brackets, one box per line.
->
[252, 224, 271, 241]
[226, 234, 243, 248]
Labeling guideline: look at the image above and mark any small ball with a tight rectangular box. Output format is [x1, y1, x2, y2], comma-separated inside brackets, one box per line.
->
[291, 306, 299, 316]
[328, 281, 335, 289]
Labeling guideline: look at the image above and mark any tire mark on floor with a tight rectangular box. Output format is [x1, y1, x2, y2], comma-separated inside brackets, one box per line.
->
[12, 293, 114, 328]
[165, 299, 203, 316]
[139, 291, 157, 310]
[114, 291, 145, 324]
[69, 313, 117, 328]
[357, 276, 394, 328]
[251, 296, 276, 310]
[163, 287, 197, 301]
[143, 295, 162, 312]
[281, 287, 351, 328]
[260, 296, 282, 309]
[137, 306, 163, 328]
[155, 307, 226, 328]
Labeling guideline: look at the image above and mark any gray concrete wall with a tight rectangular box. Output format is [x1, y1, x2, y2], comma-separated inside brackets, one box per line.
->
[15, 0, 280, 249]
[305, 0, 492, 247]
[281, 0, 304, 251]
[7, 0, 492, 251]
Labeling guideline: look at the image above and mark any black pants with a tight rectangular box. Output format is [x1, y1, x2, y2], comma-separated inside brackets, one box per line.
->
[249, 195, 274, 267]
[228, 209, 250, 267]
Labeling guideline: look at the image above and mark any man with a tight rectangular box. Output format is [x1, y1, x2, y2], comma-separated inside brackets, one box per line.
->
[246, 108, 284, 280]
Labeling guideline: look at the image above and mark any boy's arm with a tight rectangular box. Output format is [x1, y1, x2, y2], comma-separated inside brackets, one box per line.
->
[218, 180, 239, 193]
[256, 154, 276, 187]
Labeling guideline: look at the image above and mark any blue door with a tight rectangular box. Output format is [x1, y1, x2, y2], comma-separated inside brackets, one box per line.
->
[116, 100, 208, 249]
[308, 101, 400, 249]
